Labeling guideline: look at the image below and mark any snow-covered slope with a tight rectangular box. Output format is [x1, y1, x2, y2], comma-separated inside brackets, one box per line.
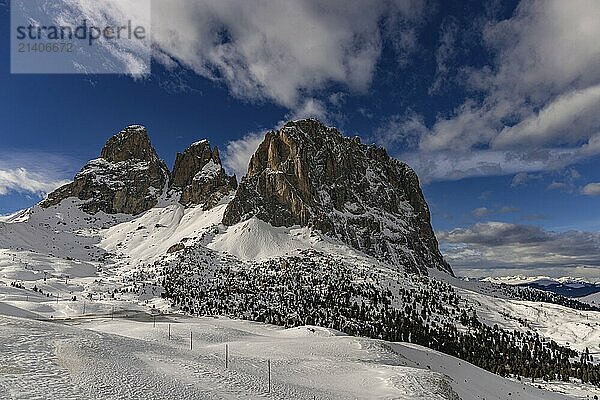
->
[0, 195, 227, 305]
[0, 198, 129, 260]
[0, 209, 31, 223]
[1, 196, 600, 398]
[100, 198, 228, 265]
[207, 216, 369, 262]
[458, 286, 600, 354]
[0, 309, 575, 400]
[583, 292, 600, 306]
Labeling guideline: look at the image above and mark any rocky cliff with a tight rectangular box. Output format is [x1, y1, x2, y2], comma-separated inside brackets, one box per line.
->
[41, 125, 170, 215]
[41, 126, 236, 215]
[170, 140, 237, 209]
[40, 120, 451, 275]
[222, 119, 452, 275]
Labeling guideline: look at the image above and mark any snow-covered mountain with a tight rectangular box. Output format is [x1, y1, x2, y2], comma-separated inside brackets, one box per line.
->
[42, 125, 237, 216]
[224, 119, 451, 275]
[41, 125, 171, 215]
[1, 120, 599, 399]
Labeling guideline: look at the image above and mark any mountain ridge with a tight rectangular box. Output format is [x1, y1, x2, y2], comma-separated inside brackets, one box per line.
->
[41, 125, 236, 215]
[40, 119, 451, 276]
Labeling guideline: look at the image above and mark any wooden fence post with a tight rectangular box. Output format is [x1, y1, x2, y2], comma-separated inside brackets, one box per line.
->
[268, 359, 271, 393]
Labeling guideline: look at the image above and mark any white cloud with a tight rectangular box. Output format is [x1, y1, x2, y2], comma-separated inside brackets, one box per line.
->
[542, 168, 582, 193]
[582, 183, 600, 196]
[35, 0, 153, 75]
[472, 207, 491, 218]
[384, 1, 600, 182]
[472, 206, 518, 219]
[439, 221, 600, 279]
[480, 0, 600, 100]
[418, 100, 500, 153]
[493, 84, 600, 149]
[55, 0, 425, 113]
[380, 0, 429, 65]
[429, 18, 458, 94]
[222, 131, 266, 180]
[402, 146, 587, 182]
[547, 181, 566, 191]
[159, 1, 417, 108]
[289, 98, 328, 121]
[510, 172, 542, 187]
[151, 0, 420, 108]
[0, 151, 75, 198]
[372, 112, 427, 151]
[0, 168, 68, 197]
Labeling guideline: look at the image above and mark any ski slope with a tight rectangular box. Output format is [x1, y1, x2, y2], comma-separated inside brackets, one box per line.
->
[0, 303, 575, 400]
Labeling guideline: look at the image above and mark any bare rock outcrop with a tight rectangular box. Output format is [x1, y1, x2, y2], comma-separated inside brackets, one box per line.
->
[41, 125, 169, 215]
[170, 140, 237, 209]
[223, 119, 452, 275]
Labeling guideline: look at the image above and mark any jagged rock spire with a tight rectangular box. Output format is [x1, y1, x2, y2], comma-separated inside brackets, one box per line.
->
[42, 125, 237, 215]
[100, 125, 159, 163]
[42, 125, 170, 215]
[170, 140, 237, 209]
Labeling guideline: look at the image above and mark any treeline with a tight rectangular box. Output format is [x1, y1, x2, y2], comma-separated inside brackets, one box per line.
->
[160, 249, 600, 386]
[503, 284, 600, 312]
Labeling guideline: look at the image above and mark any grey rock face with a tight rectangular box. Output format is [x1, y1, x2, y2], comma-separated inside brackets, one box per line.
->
[41, 125, 237, 215]
[41, 125, 170, 215]
[170, 140, 237, 209]
[222, 119, 453, 275]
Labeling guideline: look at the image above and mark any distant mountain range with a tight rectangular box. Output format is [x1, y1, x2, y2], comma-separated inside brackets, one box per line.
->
[482, 276, 600, 298]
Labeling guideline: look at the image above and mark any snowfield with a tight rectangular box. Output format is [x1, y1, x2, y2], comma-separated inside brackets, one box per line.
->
[583, 292, 600, 307]
[457, 286, 600, 355]
[0, 307, 574, 400]
[1, 198, 599, 399]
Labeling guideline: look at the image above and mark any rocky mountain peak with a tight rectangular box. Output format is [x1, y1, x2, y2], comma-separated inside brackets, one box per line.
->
[41, 125, 238, 214]
[170, 140, 237, 208]
[171, 140, 215, 187]
[100, 125, 159, 163]
[223, 119, 453, 275]
[41, 126, 169, 215]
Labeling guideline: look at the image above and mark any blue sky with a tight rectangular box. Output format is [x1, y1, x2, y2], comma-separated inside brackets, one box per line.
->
[1, 0, 599, 278]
